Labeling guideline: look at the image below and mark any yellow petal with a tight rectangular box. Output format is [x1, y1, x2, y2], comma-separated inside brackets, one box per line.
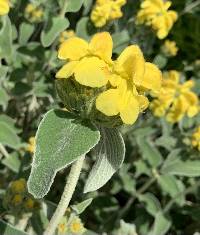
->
[89, 32, 113, 63]
[74, 57, 108, 87]
[96, 89, 119, 116]
[120, 95, 140, 124]
[108, 74, 122, 87]
[181, 80, 194, 90]
[138, 95, 149, 111]
[141, 62, 162, 92]
[117, 45, 145, 83]
[0, 0, 9, 15]
[58, 37, 88, 60]
[187, 106, 199, 117]
[56, 61, 78, 79]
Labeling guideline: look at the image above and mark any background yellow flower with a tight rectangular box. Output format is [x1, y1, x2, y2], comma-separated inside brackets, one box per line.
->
[0, 0, 9, 15]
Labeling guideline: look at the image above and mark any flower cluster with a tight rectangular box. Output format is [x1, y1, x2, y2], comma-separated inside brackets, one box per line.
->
[162, 40, 178, 57]
[3, 178, 39, 215]
[191, 126, 200, 151]
[56, 32, 162, 126]
[91, 0, 126, 27]
[26, 136, 35, 154]
[136, 0, 178, 39]
[57, 214, 85, 235]
[150, 70, 199, 123]
[25, 3, 44, 23]
[59, 30, 75, 44]
[0, 0, 9, 15]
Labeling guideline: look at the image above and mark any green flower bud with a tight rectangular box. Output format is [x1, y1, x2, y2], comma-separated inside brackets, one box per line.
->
[55, 78, 123, 128]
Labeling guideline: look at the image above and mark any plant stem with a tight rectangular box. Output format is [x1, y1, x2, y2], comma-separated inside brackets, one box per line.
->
[43, 155, 85, 235]
[116, 177, 156, 222]
[15, 215, 31, 231]
[180, 0, 200, 16]
[0, 143, 9, 159]
[59, 0, 69, 18]
[163, 181, 200, 213]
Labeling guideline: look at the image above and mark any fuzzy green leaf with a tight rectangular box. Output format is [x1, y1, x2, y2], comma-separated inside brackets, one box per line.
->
[41, 17, 69, 47]
[71, 198, 93, 214]
[0, 219, 28, 235]
[84, 127, 125, 193]
[0, 122, 20, 149]
[19, 22, 34, 45]
[150, 212, 171, 235]
[137, 138, 163, 168]
[139, 193, 161, 217]
[28, 109, 100, 198]
[0, 88, 9, 109]
[65, 0, 85, 12]
[0, 16, 12, 61]
[161, 160, 200, 177]
[157, 175, 185, 206]
[2, 153, 21, 173]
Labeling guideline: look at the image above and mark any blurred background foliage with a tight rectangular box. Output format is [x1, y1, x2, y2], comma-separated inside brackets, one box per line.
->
[0, 0, 200, 234]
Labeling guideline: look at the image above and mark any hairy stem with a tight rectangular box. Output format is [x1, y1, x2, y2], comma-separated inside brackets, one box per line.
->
[43, 155, 85, 235]
[0, 143, 9, 159]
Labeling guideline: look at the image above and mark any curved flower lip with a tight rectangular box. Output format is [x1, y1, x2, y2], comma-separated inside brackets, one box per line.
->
[113, 46, 162, 93]
[115, 45, 145, 84]
[0, 0, 10, 15]
[96, 80, 140, 125]
[56, 32, 113, 88]
[58, 32, 113, 64]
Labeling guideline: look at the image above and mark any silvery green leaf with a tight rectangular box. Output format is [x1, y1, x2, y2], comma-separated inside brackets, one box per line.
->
[0, 219, 28, 235]
[157, 175, 185, 206]
[0, 16, 12, 61]
[0, 122, 20, 149]
[161, 160, 200, 177]
[71, 198, 93, 214]
[149, 212, 171, 235]
[41, 17, 69, 47]
[19, 22, 34, 45]
[137, 137, 163, 168]
[28, 109, 100, 198]
[139, 193, 161, 217]
[65, 0, 85, 12]
[84, 127, 125, 193]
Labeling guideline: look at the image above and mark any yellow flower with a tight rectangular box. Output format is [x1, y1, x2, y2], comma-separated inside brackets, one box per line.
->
[56, 32, 162, 125]
[56, 32, 113, 87]
[162, 40, 178, 56]
[91, 0, 126, 27]
[192, 127, 200, 151]
[10, 178, 26, 193]
[25, 3, 43, 23]
[137, 0, 178, 39]
[150, 70, 199, 123]
[24, 198, 35, 209]
[26, 136, 35, 153]
[58, 223, 67, 234]
[0, 0, 9, 15]
[12, 194, 23, 206]
[25, 3, 35, 14]
[59, 30, 75, 44]
[69, 217, 85, 234]
[96, 45, 162, 124]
